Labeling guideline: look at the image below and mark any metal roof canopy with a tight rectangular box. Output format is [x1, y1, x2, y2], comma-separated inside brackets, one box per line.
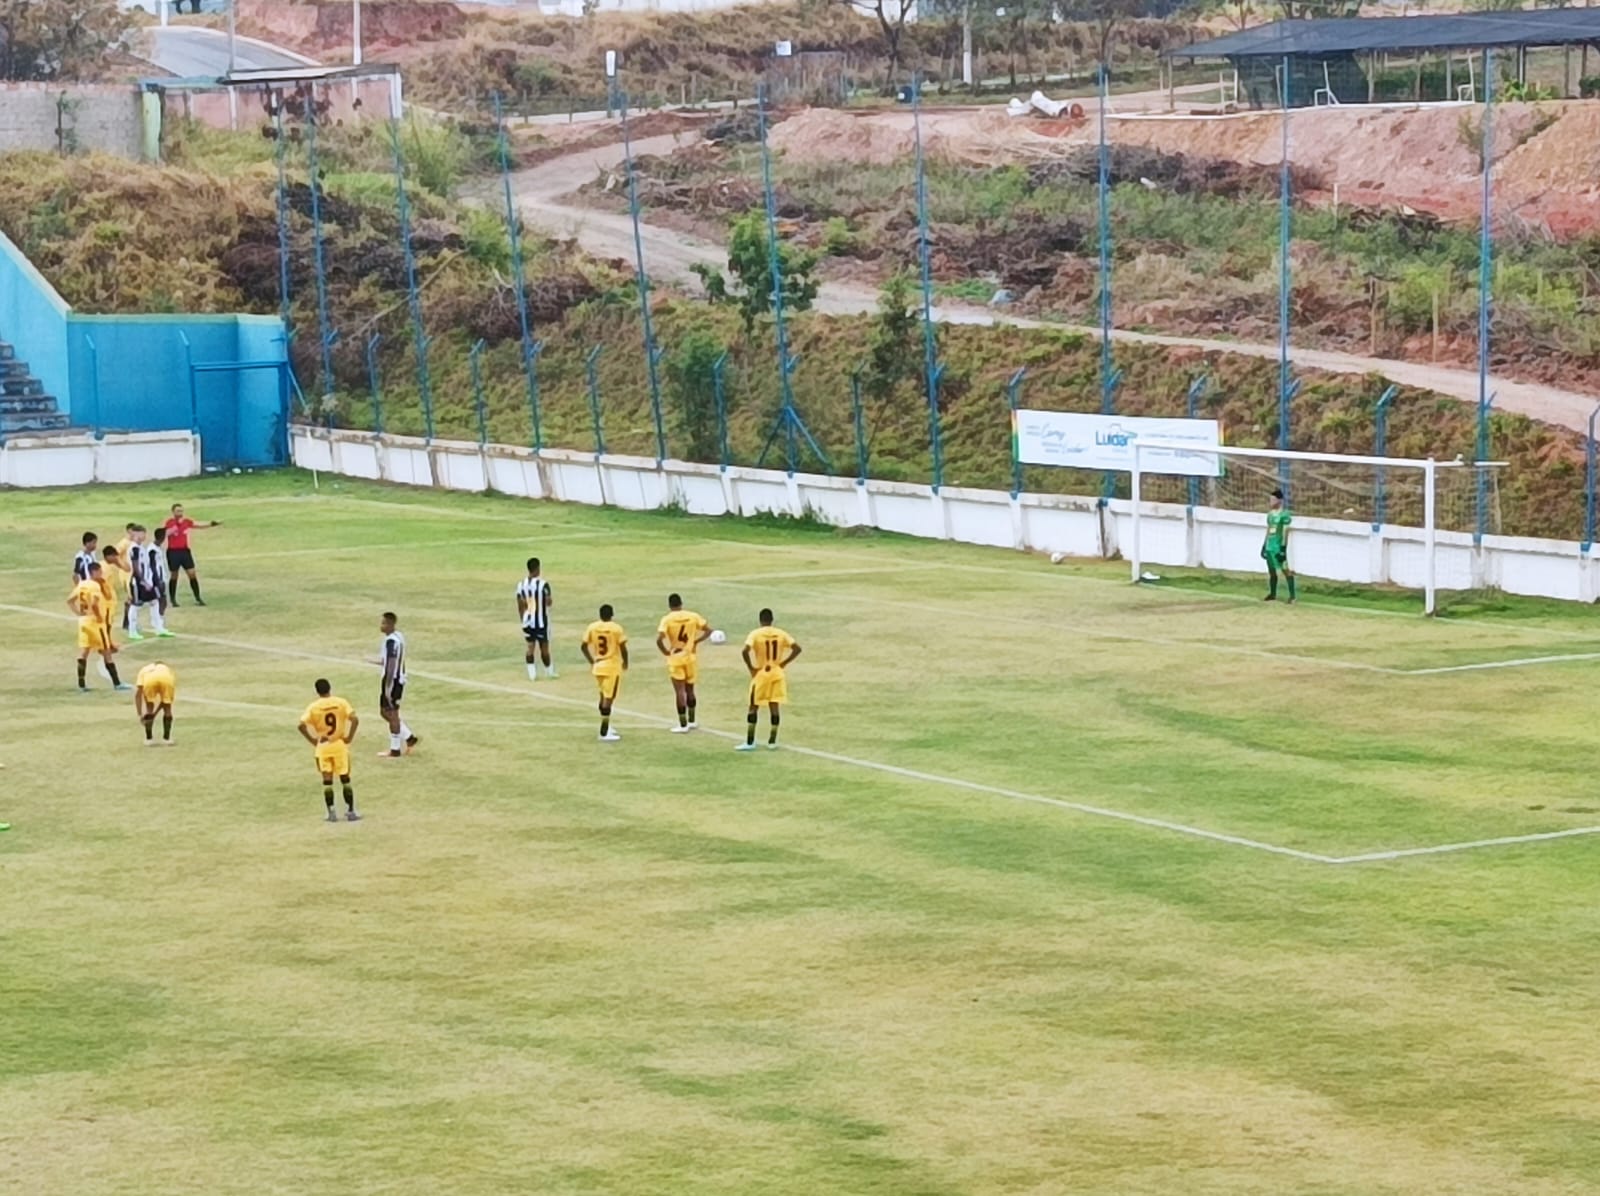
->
[1172, 11, 1600, 60]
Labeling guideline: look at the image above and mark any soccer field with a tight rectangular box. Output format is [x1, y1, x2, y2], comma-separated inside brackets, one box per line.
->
[5, 472, 1600, 1195]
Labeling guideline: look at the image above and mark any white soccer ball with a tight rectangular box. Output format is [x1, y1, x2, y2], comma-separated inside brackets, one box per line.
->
[709, 629, 727, 645]
[1049, 552, 1064, 565]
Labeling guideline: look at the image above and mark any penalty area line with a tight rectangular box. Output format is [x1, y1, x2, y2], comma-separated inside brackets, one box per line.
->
[2, 601, 1593, 867]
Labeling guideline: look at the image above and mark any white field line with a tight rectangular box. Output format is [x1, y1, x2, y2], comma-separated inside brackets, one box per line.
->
[7, 601, 1594, 865]
[1328, 826, 1600, 864]
[5, 531, 611, 577]
[1399, 652, 1600, 675]
[181, 694, 608, 730]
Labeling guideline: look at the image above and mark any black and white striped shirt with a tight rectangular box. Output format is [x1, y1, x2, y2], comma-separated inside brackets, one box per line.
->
[382, 631, 408, 687]
[516, 576, 552, 630]
[128, 542, 158, 594]
[73, 550, 97, 582]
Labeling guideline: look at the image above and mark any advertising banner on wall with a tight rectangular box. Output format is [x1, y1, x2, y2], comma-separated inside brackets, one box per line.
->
[1012, 411, 1222, 476]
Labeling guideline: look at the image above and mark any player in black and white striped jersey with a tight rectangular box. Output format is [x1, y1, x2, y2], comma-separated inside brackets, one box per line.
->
[515, 557, 558, 681]
[73, 532, 99, 585]
[377, 611, 419, 758]
[126, 526, 172, 640]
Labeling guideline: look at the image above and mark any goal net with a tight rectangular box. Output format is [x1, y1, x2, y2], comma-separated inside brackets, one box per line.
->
[1126, 442, 1503, 614]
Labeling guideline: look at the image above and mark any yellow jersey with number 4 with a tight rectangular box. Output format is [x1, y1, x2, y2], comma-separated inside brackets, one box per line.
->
[72, 579, 105, 627]
[658, 611, 708, 659]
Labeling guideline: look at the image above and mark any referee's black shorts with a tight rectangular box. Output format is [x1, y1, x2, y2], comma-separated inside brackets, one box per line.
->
[167, 547, 196, 572]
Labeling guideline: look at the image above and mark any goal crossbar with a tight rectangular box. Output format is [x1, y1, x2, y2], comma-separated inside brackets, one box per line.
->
[1127, 442, 1507, 615]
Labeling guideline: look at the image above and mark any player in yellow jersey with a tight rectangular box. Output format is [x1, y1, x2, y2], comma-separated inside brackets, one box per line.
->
[101, 543, 127, 635]
[69, 563, 127, 692]
[738, 608, 801, 752]
[298, 678, 362, 823]
[580, 604, 628, 742]
[656, 593, 711, 733]
[134, 661, 177, 745]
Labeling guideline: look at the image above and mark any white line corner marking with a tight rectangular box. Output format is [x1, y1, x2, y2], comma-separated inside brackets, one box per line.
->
[3, 601, 1597, 867]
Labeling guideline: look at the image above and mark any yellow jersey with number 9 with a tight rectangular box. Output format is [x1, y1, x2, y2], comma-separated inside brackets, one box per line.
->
[301, 696, 355, 743]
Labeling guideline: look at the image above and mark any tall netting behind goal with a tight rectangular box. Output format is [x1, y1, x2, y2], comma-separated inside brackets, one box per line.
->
[1128, 442, 1503, 614]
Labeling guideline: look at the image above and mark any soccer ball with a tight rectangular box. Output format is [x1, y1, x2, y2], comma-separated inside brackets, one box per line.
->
[709, 630, 727, 645]
[1049, 552, 1064, 565]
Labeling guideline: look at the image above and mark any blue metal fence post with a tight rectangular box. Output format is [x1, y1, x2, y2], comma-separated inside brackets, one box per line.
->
[494, 92, 543, 452]
[1372, 383, 1399, 530]
[1096, 64, 1122, 504]
[1277, 53, 1296, 497]
[1185, 373, 1210, 512]
[712, 352, 729, 471]
[1475, 48, 1495, 549]
[304, 88, 337, 401]
[1006, 367, 1027, 498]
[365, 333, 383, 435]
[470, 338, 488, 447]
[911, 73, 945, 491]
[82, 333, 102, 440]
[586, 345, 605, 458]
[272, 101, 294, 338]
[618, 88, 668, 464]
[179, 331, 199, 436]
[1586, 405, 1599, 553]
[852, 365, 868, 485]
[389, 118, 435, 443]
[753, 82, 831, 476]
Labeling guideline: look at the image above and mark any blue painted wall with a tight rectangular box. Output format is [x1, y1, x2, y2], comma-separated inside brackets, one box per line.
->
[0, 231, 288, 466]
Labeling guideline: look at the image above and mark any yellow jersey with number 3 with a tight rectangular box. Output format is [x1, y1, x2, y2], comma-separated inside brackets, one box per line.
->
[301, 696, 356, 743]
[584, 620, 627, 677]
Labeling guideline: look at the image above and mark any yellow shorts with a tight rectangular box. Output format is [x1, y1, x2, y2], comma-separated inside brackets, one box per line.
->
[667, 654, 699, 685]
[594, 671, 622, 703]
[749, 666, 788, 706]
[314, 740, 352, 778]
[78, 623, 110, 652]
[139, 681, 176, 707]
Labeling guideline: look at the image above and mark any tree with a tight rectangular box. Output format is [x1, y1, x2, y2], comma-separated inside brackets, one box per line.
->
[864, 272, 919, 409]
[0, 0, 132, 81]
[839, 0, 917, 81]
[666, 326, 726, 463]
[697, 209, 819, 337]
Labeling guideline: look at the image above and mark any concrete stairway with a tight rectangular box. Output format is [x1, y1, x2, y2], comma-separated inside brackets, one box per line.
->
[0, 340, 73, 436]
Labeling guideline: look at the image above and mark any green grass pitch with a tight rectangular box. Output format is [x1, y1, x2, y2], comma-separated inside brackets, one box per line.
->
[5, 471, 1600, 1195]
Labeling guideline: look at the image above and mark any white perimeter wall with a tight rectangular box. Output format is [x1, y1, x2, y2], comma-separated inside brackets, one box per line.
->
[1, 431, 201, 488]
[292, 428, 1600, 605]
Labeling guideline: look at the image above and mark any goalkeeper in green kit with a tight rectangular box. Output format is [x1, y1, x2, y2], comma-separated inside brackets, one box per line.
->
[1262, 488, 1296, 603]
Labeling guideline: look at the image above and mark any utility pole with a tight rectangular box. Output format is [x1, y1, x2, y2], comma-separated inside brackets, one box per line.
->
[353, 0, 363, 66]
[226, 0, 238, 74]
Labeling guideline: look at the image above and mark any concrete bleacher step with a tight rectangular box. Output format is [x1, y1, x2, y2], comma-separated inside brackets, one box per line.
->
[1, 411, 72, 433]
[1, 394, 59, 414]
[2, 376, 45, 397]
[0, 342, 13, 362]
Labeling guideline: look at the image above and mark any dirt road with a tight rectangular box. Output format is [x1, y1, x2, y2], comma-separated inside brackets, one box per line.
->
[503, 133, 1600, 435]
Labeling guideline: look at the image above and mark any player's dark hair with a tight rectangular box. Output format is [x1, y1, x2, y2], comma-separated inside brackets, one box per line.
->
[382, 611, 397, 623]
[759, 608, 774, 624]
[103, 546, 119, 559]
[154, 527, 166, 544]
[82, 531, 97, 546]
[1271, 488, 1284, 500]
[126, 522, 137, 531]
[88, 561, 103, 573]
[599, 603, 614, 620]
[527, 557, 540, 572]
[668, 593, 682, 608]
[314, 678, 332, 696]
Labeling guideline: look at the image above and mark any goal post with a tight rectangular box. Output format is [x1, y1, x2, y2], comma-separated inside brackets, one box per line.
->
[1127, 441, 1498, 615]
